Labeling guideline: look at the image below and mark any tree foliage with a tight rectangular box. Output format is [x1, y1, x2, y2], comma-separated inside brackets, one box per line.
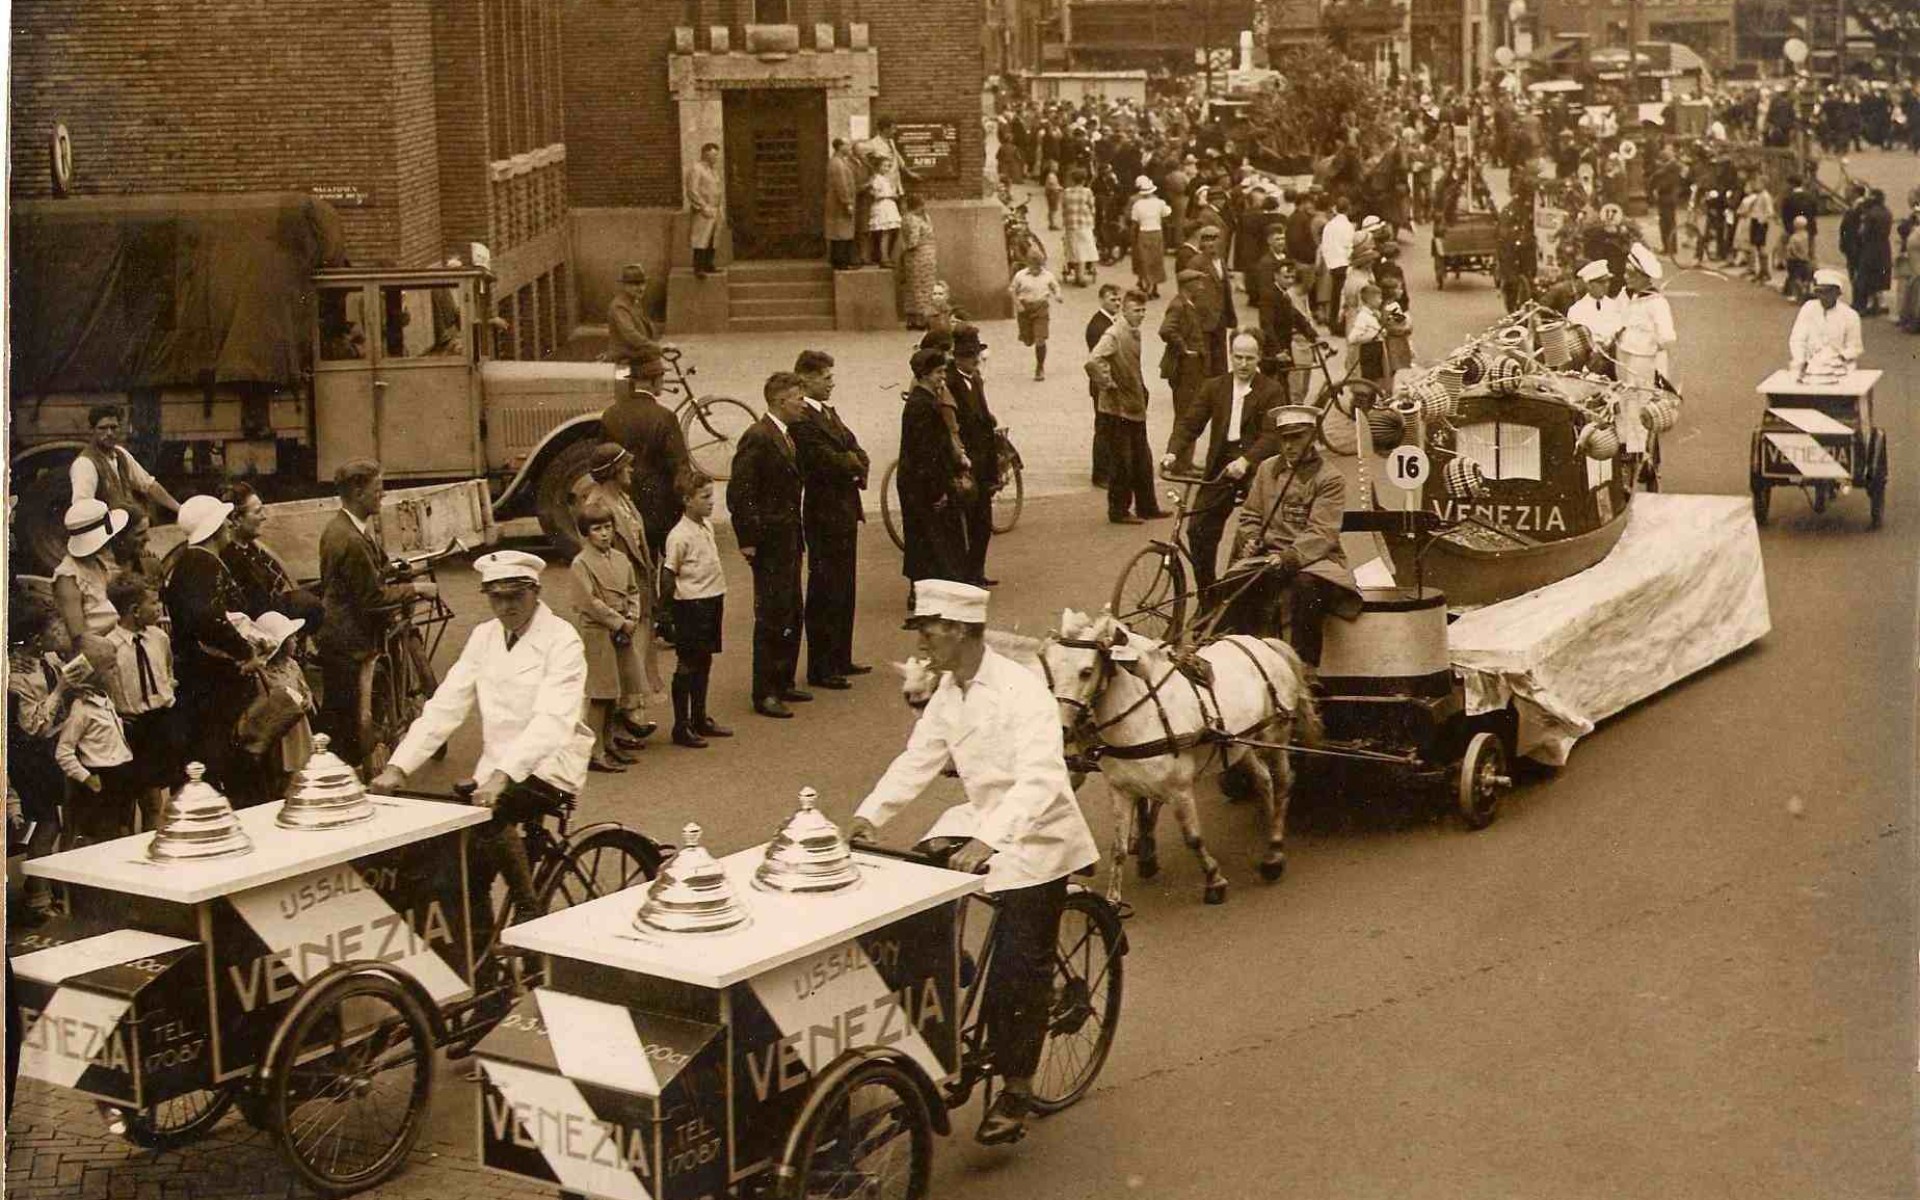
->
[1247, 41, 1390, 161]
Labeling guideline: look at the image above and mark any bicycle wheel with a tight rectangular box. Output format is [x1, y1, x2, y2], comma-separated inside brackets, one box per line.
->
[1028, 892, 1126, 1114]
[1110, 544, 1187, 643]
[358, 655, 398, 776]
[880, 461, 905, 552]
[681, 395, 757, 481]
[784, 1059, 933, 1200]
[537, 827, 665, 912]
[120, 1085, 236, 1150]
[990, 464, 1024, 535]
[268, 972, 434, 1197]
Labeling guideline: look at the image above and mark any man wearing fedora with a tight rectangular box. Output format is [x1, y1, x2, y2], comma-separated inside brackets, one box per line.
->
[849, 580, 1099, 1148]
[607, 264, 661, 362]
[946, 327, 1001, 587]
[601, 343, 690, 561]
[373, 550, 593, 957]
[316, 460, 440, 768]
[1224, 405, 1360, 668]
[162, 494, 262, 787]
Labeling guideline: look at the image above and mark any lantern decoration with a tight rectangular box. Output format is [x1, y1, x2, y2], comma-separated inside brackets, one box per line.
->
[1366, 406, 1407, 449]
[1455, 351, 1487, 387]
[1434, 363, 1469, 400]
[1576, 422, 1622, 460]
[1563, 322, 1595, 371]
[149, 763, 254, 862]
[1639, 397, 1680, 433]
[1443, 457, 1490, 501]
[636, 823, 749, 934]
[1487, 355, 1527, 397]
[1537, 320, 1574, 370]
[754, 788, 862, 894]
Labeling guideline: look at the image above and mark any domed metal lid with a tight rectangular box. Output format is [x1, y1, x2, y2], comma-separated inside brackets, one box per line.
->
[635, 824, 748, 934]
[277, 735, 376, 830]
[754, 788, 861, 894]
[149, 763, 254, 862]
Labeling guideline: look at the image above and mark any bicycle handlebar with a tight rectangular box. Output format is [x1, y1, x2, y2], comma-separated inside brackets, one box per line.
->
[379, 781, 479, 804]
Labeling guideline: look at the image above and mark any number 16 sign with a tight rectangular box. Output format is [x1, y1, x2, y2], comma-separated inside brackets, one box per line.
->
[1385, 445, 1430, 492]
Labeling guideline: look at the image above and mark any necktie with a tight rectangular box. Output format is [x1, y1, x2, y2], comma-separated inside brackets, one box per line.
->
[134, 636, 158, 705]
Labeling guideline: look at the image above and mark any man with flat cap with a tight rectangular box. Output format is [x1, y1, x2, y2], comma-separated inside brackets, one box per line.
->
[1158, 269, 1212, 433]
[602, 343, 691, 561]
[1223, 405, 1360, 668]
[373, 550, 593, 955]
[848, 580, 1099, 1148]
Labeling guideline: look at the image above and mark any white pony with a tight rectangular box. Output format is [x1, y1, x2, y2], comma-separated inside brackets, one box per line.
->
[1039, 609, 1319, 907]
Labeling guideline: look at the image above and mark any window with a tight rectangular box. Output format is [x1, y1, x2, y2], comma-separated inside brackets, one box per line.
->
[378, 285, 466, 359]
[754, 0, 790, 22]
[318, 287, 369, 361]
[1455, 421, 1542, 481]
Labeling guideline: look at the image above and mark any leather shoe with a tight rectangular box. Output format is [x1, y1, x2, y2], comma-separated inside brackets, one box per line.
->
[754, 700, 794, 719]
[1108, 514, 1146, 525]
[842, 663, 874, 676]
[695, 718, 734, 738]
[975, 1091, 1030, 1146]
[589, 756, 628, 774]
[808, 676, 852, 690]
[672, 726, 709, 749]
[780, 688, 814, 703]
[1138, 509, 1170, 519]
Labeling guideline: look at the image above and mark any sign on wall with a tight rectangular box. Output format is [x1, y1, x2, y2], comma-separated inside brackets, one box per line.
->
[891, 122, 959, 180]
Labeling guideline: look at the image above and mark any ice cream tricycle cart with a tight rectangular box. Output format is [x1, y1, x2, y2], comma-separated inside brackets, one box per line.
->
[1750, 368, 1888, 529]
[475, 797, 1126, 1200]
[11, 749, 661, 1196]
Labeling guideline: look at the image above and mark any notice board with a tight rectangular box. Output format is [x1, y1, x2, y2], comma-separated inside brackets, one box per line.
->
[893, 122, 960, 179]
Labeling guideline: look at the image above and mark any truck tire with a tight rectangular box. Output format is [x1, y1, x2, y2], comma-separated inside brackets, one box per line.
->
[535, 439, 603, 560]
[15, 454, 78, 575]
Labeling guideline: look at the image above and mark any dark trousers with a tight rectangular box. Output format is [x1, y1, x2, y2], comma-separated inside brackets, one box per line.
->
[964, 493, 994, 583]
[828, 239, 854, 270]
[317, 651, 369, 769]
[985, 876, 1069, 1080]
[1106, 417, 1156, 519]
[177, 670, 249, 788]
[1325, 267, 1349, 331]
[1090, 390, 1112, 486]
[749, 533, 803, 704]
[693, 247, 717, 274]
[1658, 203, 1677, 254]
[1186, 468, 1249, 598]
[804, 525, 858, 680]
[468, 775, 569, 955]
[63, 766, 136, 847]
[1222, 569, 1344, 666]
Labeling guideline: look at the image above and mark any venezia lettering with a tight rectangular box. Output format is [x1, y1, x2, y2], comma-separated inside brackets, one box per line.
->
[227, 900, 455, 1013]
[20, 1008, 131, 1073]
[1429, 499, 1568, 532]
[275, 865, 402, 920]
[484, 1091, 651, 1177]
[744, 976, 947, 1103]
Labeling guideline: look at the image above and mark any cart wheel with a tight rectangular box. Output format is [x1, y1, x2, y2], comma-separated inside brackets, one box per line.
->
[1110, 544, 1187, 644]
[1029, 892, 1126, 1115]
[880, 461, 905, 552]
[1751, 477, 1770, 526]
[1868, 434, 1888, 530]
[681, 395, 757, 482]
[1457, 731, 1510, 831]
[785, 1059, 933, 1200]
[358, 654, 398, 778]
[538, 827, 665, 912]
[120, 1085, 236, 1150]
[990, 462, 1024, 535]
[268, 971, 434, 1197]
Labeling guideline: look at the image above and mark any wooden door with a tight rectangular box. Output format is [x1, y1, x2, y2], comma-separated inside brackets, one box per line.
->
[723, 88, 828, 259]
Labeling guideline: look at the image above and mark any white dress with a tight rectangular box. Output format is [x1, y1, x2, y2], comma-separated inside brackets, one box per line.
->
[869, 176, 901, 232]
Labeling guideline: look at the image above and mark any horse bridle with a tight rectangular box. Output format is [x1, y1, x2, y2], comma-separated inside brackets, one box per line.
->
[1040, 633, 1190, 759]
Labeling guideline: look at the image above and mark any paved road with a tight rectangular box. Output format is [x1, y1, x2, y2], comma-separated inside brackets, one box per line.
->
[10, 151, 1915, 1199]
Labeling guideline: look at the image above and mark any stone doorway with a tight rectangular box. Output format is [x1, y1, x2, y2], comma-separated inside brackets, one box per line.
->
[722, 88, 828, 259]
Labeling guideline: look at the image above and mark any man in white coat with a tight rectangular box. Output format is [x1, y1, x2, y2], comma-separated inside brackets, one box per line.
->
[1615, 244, 1677, 391]
[848, 580, 1099, 1147]
[1789, 268, 1865, 381]
[685, 143, 724, 276]
[372, 550, 593, 950]
[1566, 259, 1625, 367]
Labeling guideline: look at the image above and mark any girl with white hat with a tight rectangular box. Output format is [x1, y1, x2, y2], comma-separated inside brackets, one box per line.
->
[162, 493, 260, 789]
[52, 499, 130, 646]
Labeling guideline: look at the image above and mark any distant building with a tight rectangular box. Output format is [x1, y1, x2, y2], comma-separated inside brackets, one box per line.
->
[1062, 0, 1258, 70]
[1531, 0, 1733, 69]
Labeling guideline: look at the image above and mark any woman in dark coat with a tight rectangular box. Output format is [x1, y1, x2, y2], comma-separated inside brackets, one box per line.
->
[1854, 191, 1895, 317]
[896, 348, 970, 591]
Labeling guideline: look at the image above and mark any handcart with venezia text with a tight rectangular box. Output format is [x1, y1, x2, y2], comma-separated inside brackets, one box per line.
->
[12, 784, 661, 1197]
[472, 830, 1127, 1200]
[1749, 368, 1888, 529]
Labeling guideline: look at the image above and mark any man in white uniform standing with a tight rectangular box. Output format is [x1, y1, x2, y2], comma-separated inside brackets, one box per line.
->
[1615, 245, 1677, 390]
[848, 580, 1099, 1146]
[1789, 268, 1865, 382]
[1566, 259, 1624, 369]
[372, 551, 593, 951]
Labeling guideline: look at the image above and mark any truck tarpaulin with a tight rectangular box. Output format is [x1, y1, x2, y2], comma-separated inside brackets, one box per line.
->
[10, 193, 348, 395]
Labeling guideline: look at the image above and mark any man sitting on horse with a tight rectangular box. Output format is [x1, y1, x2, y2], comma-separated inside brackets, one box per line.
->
[1218, 405, 1361, 669]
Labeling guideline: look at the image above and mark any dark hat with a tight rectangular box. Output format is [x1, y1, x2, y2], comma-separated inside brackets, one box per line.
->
[952, 325, 986, 354]
[910, 347, 950, 378]
[619, 263, 648, 285]
[588, 442, 633, 479]
[1176, 267, 1210, 284]
[627, 343, 665, 371]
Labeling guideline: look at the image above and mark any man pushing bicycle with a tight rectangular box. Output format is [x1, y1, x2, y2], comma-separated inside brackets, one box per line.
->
[847, 580, 1099, 1146]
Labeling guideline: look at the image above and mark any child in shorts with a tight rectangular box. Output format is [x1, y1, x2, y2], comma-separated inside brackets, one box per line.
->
[659, 474, 730, 749]
[1784, 216, 1813, 301]
[1008, 242, 1064, 381]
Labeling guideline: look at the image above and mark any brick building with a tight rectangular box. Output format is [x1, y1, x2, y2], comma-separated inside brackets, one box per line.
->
[1529, 0, 1734, 67]
[561, 1, 1004, 333]
[9, 0, 576, 358]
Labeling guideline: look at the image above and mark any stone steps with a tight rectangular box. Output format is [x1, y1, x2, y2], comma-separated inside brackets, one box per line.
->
[727, 259, 835, 332]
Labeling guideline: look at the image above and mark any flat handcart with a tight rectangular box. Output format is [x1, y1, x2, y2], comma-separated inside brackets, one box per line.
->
[1750, 368, 1888, 528]
[475, 819, 1126, 1200]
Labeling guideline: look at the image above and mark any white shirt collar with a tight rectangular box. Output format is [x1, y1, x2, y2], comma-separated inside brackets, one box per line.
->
[802, 396, 825, 413]
[767, 412, 790, 438]
[345, 509, 374, 539]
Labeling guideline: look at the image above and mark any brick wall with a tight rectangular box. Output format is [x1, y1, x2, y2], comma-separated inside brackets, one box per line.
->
[562, 0, 684, 207]
[863, 0, 986, 202]
[8, 0, 428, 264]
[392, 0, 443, 265]
[434, 0, 494, 249]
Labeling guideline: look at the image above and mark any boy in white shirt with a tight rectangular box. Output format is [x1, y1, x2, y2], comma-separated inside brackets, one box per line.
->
[54, 643, 134, 846]
[1008, 243, 1065, 381]
[659, 473, 731, 748]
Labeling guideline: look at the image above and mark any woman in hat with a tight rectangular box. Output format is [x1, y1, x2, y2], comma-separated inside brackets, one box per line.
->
[162, 494, 262, 789]
[53, 499, 130, 649]
[1127, 176, 1172, 299]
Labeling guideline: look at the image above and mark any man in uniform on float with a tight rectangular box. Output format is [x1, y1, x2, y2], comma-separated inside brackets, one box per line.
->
[1615, 245, 1678, 391]
[1566, 259, 1624, 373]
[847, 580, 1099, 1147]
[372, 551, 593, 951]
[1789, 267, 1865, 382]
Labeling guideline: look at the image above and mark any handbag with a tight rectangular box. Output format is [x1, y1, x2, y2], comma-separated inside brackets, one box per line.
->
[234, 680, 308, 757]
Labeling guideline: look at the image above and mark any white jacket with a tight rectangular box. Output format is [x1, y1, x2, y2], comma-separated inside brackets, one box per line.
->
[1567, 292, 1625, 348]
[388, 603, 593, 793]
[856, 648, 1100, 892]
[1788, 299, 1863, 378]
[1320, 213, 1355, 270]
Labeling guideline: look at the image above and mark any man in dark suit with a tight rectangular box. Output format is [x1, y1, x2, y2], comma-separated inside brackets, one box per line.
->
[727, 373, 811, 719]
[946, 326, 1000, 587]
[1249, 226, 1319, 390]
[601, 343, 689, 560]
[898, 348, 971, 597]
[316, 460, 438, 766]
[1160, 332, 1287, 599]
[1175, 225, 1236, 374]
[1158, 271, 1211, 438]
[791, 349, 871, 690]
[1085, 285, 1121, 488]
